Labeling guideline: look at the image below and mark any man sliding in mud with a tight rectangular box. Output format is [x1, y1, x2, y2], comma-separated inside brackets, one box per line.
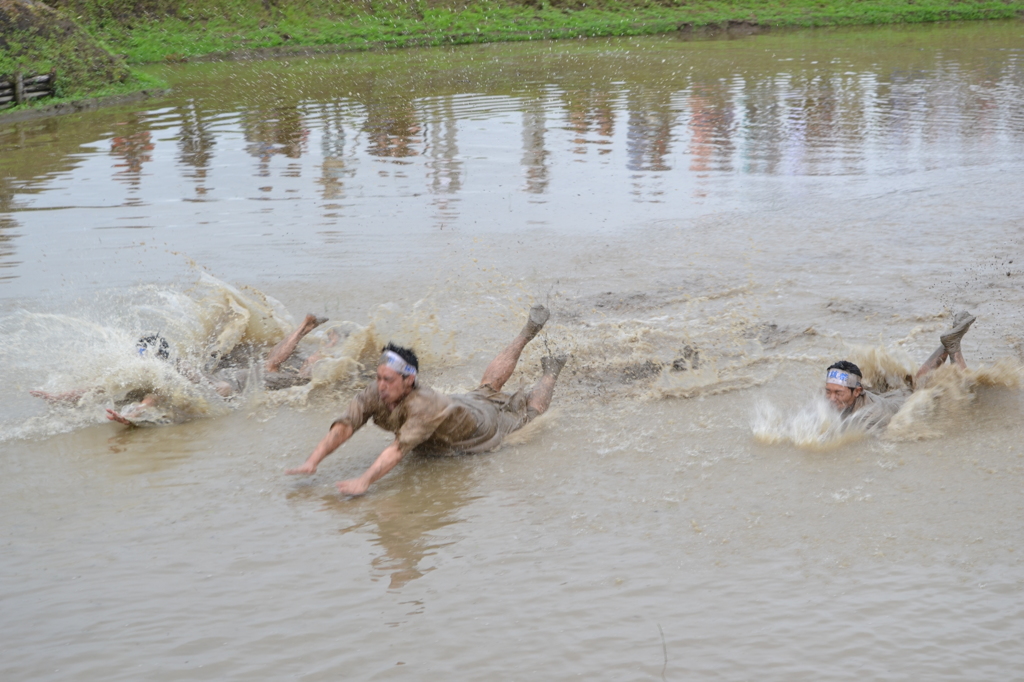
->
[825, 311, 976, 431]
[31, 313, 331, 427]
[286, 305, 568, 496]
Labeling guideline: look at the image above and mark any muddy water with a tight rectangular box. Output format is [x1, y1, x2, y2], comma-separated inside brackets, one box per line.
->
[3, 21, 1024, 680]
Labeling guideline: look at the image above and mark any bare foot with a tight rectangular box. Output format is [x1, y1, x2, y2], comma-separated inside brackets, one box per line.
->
[940, 311, 976, 356]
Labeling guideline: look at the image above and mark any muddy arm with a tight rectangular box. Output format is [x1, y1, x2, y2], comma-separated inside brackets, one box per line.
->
[334, 440, 405, 496]
[30, 388, 93, 404]
[286, 421, 355, 475]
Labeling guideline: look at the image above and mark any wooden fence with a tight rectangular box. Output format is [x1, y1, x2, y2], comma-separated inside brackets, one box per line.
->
[0, 71, 57, 110]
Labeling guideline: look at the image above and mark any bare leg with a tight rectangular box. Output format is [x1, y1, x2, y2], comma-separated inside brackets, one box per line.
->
[298, 328, 341, 378]
[940, 310, 974, 371]
[526, 355, 568, 415]
[265, 314, 328, 373]
[912, 311, 975, 386]
[479, 305, 549, 391]
[914, 346, 948, 384]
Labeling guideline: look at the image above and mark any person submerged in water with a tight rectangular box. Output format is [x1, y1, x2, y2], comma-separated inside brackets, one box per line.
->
[31, 313, 332, 426]
[825, 310, 976, 431]
[286, 305, 568, 496]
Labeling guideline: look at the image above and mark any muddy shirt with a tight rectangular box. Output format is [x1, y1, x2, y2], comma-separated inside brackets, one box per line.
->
[844, 388, 911, 432]
[333, 383, 534, 454]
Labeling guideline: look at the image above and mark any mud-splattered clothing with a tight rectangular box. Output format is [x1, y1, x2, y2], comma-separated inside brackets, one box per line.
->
[208, 365, 309, 394]
[843, 388, 911, 432]
[332, 383, 536, 454]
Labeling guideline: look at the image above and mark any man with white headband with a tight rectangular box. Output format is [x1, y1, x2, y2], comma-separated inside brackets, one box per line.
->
[286, 305, 567, 495]
[825, 310, 976, 430]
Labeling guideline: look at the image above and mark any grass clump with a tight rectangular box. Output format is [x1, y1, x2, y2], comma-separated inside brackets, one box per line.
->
[1, 0, 165, 111]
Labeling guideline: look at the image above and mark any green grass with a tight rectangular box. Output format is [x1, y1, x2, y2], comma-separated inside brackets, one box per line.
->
[4, 0, 1023, 108]
[79, 1, 1024, 64]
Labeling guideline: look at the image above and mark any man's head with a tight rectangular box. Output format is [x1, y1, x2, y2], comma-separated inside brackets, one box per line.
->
[377, 342, 419, 407]
[137, 335, 170, 360]
[825, 360, 863, 410]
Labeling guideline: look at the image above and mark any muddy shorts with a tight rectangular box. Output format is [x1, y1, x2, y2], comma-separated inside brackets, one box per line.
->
[464, 384, 538, 441]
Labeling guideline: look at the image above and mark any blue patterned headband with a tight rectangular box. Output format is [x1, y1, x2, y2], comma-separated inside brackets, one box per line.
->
[379, 350, 417, 377]
[826, 368, 861, 389]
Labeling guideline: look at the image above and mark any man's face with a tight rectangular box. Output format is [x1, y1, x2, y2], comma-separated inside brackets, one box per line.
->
[825, 383, 861, 411]
[377, 365, 415, 408]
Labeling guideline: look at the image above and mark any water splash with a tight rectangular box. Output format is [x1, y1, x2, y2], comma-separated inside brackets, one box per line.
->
[752, 345, 1023, 447]
[886, 359, 1022, 441]
[752, 396, 866, 450]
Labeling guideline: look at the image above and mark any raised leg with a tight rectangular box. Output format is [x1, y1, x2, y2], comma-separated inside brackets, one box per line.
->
[940, 310, 974, 371]
[914, 345, 949, 385]
[479, 305, 549, 391]
[265, 314, 328, 373]
[298, 328, 342, 378]
[912, 311, 975, 387]
[526, 355, 568, 415]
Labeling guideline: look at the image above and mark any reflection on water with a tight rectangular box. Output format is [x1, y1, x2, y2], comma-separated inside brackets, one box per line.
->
[0, 185, 20, 279]
[293, 458, 481, 590]
[243, 103, 310, 183]
[424, 102, 462, 228]
[521, 99, 549, 195]
[176, 100, 216, 198]
[1, 23, 1022, 291]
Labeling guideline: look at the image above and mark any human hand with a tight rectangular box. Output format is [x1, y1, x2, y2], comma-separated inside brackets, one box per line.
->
[335, 478, 369, 496]
[105, 408, 136, 426]
[285, 461, 317, 475]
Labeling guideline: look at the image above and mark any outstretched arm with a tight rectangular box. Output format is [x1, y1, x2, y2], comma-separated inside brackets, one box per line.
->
[31, 388, 91, 404]
[335, 440, 405, 496]
[105, 394, 158, 426]
[286, 422, 354, 475]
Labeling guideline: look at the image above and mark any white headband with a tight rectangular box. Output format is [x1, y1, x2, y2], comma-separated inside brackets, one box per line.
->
[379, 350, 417, 377]
[826, 368, 861, 389]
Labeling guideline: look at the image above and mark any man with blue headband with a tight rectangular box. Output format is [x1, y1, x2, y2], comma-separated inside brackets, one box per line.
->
[286, 305, 567, 496]
[31, 314, 331, 426]
[825, 311, 976, 430]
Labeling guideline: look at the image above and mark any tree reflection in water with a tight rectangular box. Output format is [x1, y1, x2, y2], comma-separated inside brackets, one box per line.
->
[176, 100, 217, 198]
[109, 119, 154, 207]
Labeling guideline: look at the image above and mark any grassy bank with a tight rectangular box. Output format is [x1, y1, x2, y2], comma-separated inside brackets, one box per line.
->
[2, 0, 1023, 116]
[51, 0, 1024, 64]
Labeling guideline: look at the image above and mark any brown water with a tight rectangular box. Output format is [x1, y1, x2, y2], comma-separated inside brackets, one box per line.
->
[3, 22, 1024, 680]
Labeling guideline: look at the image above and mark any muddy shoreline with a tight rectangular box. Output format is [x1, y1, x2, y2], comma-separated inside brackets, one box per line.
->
[0, 88, 170, 126]
[0, 19, 767, 124]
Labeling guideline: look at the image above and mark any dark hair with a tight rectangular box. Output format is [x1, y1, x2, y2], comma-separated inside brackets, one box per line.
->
[137, 335, 170, 360]
[827, 360, 862, 377]
[383, 342, 418, 371]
